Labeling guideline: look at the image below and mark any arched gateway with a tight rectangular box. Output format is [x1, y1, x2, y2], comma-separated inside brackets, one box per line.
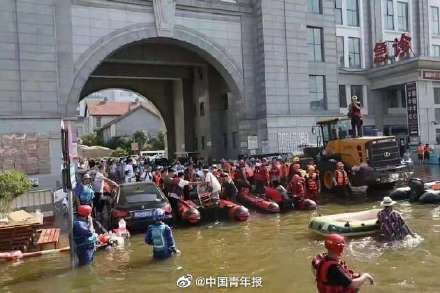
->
[68, 24, 245, 160]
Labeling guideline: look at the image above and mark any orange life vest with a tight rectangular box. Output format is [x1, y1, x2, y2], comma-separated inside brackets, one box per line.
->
[312, 254, 357, 293]
[254, 167, 269, 182]
[306, 173, 319, 192]
[335, 170, 349, 187]
[288, 174, 305, 196]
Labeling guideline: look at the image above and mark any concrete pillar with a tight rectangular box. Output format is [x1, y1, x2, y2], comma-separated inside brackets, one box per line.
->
[173, 79, 186, 154]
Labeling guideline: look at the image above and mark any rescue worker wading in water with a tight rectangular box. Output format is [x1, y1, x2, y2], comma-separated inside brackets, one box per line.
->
[333, 162, 351, 197]
[145, 208, 179, 259]
[312, 234, 374, 293]
[305, 165, 320, 203]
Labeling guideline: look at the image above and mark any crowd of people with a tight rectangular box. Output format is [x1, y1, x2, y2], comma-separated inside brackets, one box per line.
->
[71, 153, 416, 293]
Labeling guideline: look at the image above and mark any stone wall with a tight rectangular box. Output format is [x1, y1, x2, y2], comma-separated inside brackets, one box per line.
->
[0, 133, 50, 175]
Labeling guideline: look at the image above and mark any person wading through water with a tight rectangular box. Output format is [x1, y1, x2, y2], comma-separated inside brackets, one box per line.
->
[312, 234, 374, 293]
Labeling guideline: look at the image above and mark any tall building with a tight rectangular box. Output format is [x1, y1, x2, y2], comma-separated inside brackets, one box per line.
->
[2, 0, 440, 189]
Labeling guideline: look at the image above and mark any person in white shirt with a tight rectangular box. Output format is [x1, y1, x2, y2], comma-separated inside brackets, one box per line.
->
[142, 166, 153, 183]
[124, 159, 134, 183]
[203, 167, 221, 204]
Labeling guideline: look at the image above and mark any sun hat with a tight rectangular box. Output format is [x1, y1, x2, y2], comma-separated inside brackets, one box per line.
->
[380, 196, 396, 207]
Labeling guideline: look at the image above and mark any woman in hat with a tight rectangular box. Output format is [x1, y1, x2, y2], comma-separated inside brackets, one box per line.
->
[377, 196, 414, 241]
[348, 96, 362, 138]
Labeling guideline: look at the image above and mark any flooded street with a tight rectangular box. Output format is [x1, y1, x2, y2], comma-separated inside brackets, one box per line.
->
[2, 165, 440, 293]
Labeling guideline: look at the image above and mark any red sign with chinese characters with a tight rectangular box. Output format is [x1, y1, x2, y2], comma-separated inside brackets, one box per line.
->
[373, 42, 388, 64]
[373, 33, 412, 65]
[393, 33, 412, 58]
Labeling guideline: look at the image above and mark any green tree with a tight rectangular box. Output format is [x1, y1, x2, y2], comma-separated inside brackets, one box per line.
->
[133, 131, 148, 150]
[111, 147, 128, 157]
[81, 133, 98, 146]
[147, 131, 165, 150]
[0, 170, 31, 215]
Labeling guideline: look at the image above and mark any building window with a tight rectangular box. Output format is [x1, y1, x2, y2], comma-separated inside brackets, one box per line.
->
[348, 37, 361, 68]
[397, 2, 408, 31]
[433, 45, 440, 57]
[201, 136, 205, 150]
[199, 102, 205, 116]
[96, 117, 101, 128]
[384, 0, 394, 30]
[223, 133, 228, 149]
[337, 36, 345, 67]
[347, 0, 359, 27]
[436, 129, 440, 144]
[335, 0, 343, 25]
[307, 27, 323, 62]
[339, 85, 347, 108]
[432, 7, 440, 35]
[435, 109, 440, 121]
[309, 75, 326, 111]
[434, 88, 440, 104]
[351, 85, 364, 106]
[232, 132, 238, 149]
[308, 0, 321, 14]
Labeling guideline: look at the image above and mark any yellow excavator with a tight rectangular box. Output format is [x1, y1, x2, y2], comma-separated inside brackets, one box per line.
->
[308, 117, 411, 191]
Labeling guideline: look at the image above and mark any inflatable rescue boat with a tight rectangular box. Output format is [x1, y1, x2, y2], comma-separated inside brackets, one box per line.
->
[238, 188, 280, 213]
[219, 199, 250, 221]
[309, 209, 380, 237]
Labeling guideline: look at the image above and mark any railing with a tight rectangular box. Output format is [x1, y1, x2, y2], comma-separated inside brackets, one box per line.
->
[11, 189, 54, 216]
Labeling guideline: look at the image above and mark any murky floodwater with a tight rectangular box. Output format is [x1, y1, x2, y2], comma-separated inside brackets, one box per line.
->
[2, 165, 440, 293]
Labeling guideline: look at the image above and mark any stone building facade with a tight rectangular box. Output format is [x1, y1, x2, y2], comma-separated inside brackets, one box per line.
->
[1, 0, 440, 187]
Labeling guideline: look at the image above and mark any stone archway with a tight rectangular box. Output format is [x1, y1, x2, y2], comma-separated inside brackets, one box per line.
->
[67, 23, 244, 116]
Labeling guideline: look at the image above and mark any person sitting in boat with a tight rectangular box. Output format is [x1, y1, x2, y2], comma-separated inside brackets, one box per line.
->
[73, 205, 97, 266]
[312, 234, 374, 293]
[377, 196, 414, 241]
[202, 167, 222, 206]
[254, 162, 269, 195]
[220, 172, 239, 202]
[333, 162, 351, 197]
[234, 160, 251, 190]
[145, 208, 179, 259]
[269, 159, 281, 187]
[305, 165, 320, 203]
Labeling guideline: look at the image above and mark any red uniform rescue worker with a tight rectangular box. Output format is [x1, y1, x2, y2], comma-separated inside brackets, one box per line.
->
[254, 162, 269, 195]
[305, 165, 320, 203]
[312, 234, 374, 293]
[333, 162, 351, 197]
[287, 164, 307, 209]
[269, 159, 281, 187]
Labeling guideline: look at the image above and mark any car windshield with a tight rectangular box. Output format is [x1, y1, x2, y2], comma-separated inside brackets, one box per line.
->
[125, 193, 161, 204]
[120, 183, 164, 204]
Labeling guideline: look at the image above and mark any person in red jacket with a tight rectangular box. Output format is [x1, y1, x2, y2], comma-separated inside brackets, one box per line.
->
[254, 162, 269, 195]
[348, 96, 363, 138]
[287, 164, 307, 208]
[288, 157, 301, 182]
[234, 160, 250, 190]
[305, 165, 320, 202]
[280, 160, 289, 187]
[333, 162, 351, 197]
[312, 234, 374, 293]
[269, 159, 281, 187]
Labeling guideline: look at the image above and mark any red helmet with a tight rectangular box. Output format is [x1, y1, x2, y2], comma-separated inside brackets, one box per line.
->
[78, 205, 92, 217]
[325, 234, 345, 256]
